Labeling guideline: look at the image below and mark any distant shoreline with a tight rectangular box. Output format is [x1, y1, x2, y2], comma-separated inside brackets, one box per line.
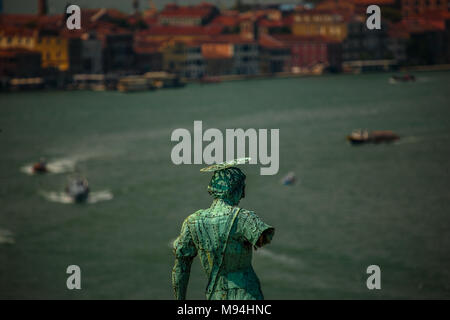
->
[187, 65, 450, 84]
[400, 64, 450, 72]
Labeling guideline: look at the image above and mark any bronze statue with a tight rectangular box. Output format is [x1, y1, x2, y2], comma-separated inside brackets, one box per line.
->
[172, 159, 275, 300]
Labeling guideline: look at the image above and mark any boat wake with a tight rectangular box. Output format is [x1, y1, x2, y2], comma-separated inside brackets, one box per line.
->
[20, 150, 113, 176]
[40, 190, 113, 204]
[0, 229, 15, 245]
[255, 248, 303, 268]
[394, 136, 423, 145]
[21, 158, 76, 175]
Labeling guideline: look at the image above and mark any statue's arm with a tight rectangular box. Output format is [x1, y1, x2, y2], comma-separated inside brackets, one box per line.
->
[172, 218, 197, 300]
[256, 227, 275, 248]
[240, 210, 275, 249]
[172, 256, 193, 300]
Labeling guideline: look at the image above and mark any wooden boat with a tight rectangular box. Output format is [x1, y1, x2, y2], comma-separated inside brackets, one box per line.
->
[347, 129, 400, 145]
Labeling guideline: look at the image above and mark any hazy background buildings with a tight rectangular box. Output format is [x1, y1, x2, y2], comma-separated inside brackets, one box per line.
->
[1, 0, 449, 90]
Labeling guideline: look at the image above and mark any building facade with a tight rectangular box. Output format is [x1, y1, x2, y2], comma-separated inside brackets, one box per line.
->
[0, 28, 69, 71]
[401, 0, 448, 17]
[292, 9, 348, 42]
[342, 16, 391, 61]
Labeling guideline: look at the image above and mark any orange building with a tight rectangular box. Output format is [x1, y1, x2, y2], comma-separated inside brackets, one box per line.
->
[292, 9, 350, 42]
[158, 3, 219, 26]
[401, 0, 448, 17]
[0, 27, 69, 71]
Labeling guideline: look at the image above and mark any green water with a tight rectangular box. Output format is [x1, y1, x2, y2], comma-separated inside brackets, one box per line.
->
[1, 72, 450, 299]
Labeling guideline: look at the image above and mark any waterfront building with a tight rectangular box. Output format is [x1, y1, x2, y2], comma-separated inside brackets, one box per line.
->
[0, 49, 42, 77]
[342, 15, 391, 61]
[203, 46, 234, 76]
[272, 34, 342, 73]
[0, 28, 70, 71]
[134, 38, 164, 73]
[136, 25, 224, 43]
[292, 8, 349, 42]
[158, 3, 219, 27]
[258, 34, 291, 74]
[80, 32, 104, 74]
[221, 35, 260, 75]
[162, 40, 187, 75]
[184, 42, 206, 79]
[96, 29, 135, 74]
[401, 0, 448, 18]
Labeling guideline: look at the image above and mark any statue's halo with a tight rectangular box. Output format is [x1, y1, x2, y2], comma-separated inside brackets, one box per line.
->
[200, 157, 251, 172]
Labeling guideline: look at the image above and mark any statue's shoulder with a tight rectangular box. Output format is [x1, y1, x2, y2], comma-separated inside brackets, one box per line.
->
[184, 209, 205, 224]
[236, 207, 256, 218]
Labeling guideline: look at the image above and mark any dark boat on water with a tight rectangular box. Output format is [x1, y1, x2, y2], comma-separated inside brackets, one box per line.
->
[32, 158, 48, 173]
[65, 177, 90, 203]
[390, 74, 415, 83]
[200, 76, 222, 84]
[347, 129, 400, 145]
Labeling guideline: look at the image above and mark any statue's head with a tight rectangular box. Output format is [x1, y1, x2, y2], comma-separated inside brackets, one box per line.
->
[207, 167, 246, 206]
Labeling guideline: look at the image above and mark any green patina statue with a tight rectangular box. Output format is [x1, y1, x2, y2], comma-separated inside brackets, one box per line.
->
[172, 159, 275, 300]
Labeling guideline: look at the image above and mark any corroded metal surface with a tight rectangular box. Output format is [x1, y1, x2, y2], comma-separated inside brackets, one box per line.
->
[172, 166, 275, 300]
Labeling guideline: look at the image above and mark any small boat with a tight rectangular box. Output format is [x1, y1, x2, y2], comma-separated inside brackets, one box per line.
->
[117, 76, 151, 93]
[65, 177, 90, 203]
[281, 172, 296, 185]
[390, 74, 415, 83]
[32, 158, 48, 173]
[347, 129, 400, 145]
[200, 76, 222, 84]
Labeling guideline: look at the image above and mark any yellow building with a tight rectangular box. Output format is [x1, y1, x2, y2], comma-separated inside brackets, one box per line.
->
[292, 10, 348, 41]
[0, 28, 69, 71]
[161, 40, 187, 74]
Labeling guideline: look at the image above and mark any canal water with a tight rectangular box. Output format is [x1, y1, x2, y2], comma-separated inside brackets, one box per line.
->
[0, 71, 449, 299]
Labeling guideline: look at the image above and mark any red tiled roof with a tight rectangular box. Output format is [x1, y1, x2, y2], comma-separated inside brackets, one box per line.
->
[0, 26, 37, 37]
[387, 22, 411, 39]
[143, 25, 223, 36]
[350, 0, 395, 5]
[134, 41, 163, 54]
[239, 11, 267, 21]
[272, 34, 338, 44]
[396, 10, 450, 34]
[159, 3, 215, 19]
[0, 48, 40, 57]
[59, 28, 86, 39]
[258, 18, 285, 28]
[0, 14, 37, 27]
[143, 16, 158, 26]
[205, 34, 256, 44]
[90, 8, 128, 21]
[294, 8, 352, 22]
[259, 34, 289, 49]
[210, 15, 240, 27]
